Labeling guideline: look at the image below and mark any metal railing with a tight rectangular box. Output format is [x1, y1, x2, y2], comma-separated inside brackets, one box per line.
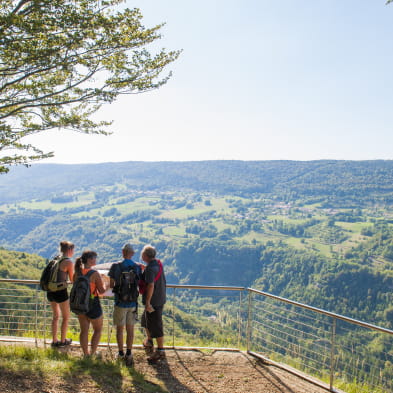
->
[1, 279, 393, 393]
[246, 289, 393, 393]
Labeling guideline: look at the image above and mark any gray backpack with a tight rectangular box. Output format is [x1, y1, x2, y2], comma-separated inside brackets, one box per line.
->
[39, 256, 68, 292]
[113, 263, 139, 303]
[69, 270, 95, 315]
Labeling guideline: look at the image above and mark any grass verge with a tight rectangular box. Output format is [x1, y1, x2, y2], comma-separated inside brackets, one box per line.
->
[0, 345, 166, 393]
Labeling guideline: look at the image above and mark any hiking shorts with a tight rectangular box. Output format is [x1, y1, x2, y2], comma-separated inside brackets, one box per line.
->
[47, 289, 68, 303]
[141, 305, 164, 338]
[113, 306, 137, 326]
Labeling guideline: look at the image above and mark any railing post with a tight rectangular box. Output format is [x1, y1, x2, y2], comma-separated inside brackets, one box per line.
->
[330, 317, 337, 391]
[172, 287, 176, 348]
[107, 299, 111, 350]
[35, 284, 39, 348]
[246, 289, 253, 352]
[43, 295, 47, 348]
[237, 290, 243, 349]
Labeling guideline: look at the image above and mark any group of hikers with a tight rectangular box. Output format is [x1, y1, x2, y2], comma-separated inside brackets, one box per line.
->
[46, 240, 166, 366]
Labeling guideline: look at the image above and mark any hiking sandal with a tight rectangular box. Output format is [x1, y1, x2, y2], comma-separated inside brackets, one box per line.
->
[148, 350, 166, 363]
[143, 339, 154, 355]
[143, 339, 153, 348]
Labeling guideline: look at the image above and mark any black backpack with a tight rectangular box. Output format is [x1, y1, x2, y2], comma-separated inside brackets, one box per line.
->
[69, 270, 95, 315]
[40, 256, 68, 292]
[113, 263, 139, 303]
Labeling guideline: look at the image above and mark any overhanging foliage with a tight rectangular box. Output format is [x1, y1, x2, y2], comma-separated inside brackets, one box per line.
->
[0, 0, 180, 172]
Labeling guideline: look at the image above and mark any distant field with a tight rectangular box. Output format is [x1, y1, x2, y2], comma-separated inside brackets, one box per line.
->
[18, 199, 91, 211]
[335, 221, 370, 232]
[1, 184, 393, 275]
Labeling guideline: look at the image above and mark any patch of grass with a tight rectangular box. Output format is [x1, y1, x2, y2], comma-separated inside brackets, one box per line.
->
[284, 237, 308, 251]
[162, 225, 186, 236]
[0, 345, 166, 393]
[19, 198, 93, 211]
[335, 221, 370, 232]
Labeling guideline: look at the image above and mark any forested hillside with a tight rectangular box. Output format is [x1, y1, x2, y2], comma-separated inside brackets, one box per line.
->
[1, 160, 393, 328]
[0, 248, 44, 280]
[1, 160, 393, 205]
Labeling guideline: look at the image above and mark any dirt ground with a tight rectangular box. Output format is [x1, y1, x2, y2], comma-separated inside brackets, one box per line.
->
[0, 344, 330, 393]
[134, 349, 330, 393]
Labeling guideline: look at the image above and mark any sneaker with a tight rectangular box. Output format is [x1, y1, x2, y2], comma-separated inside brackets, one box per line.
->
[57, 338, 72, 347]
[148, 350, 165, 363]
[125, 353, 134, 367]
[117, 352, 125, 361]
[50, 341, 59, 348]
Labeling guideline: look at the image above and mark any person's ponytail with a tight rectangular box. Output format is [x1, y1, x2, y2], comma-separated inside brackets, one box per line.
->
[74, 250, 97, 278]
[75, 257, 83, 277]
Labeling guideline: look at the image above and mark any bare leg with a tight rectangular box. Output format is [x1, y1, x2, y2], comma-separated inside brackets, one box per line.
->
[90, 316, 103, 355]
[126, 324, 134, 349]
[144, 328, 152, 343]
[156, 336, 164, 349]
[116, 325, 124, 352]
[78, 315, 90, 356]
[50, 302, 60, 343]
[58, 299, 70, 342]
[143, 328, 154, 355]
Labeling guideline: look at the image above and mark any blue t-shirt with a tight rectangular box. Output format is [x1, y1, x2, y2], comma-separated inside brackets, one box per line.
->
[108, 259, 142, 308]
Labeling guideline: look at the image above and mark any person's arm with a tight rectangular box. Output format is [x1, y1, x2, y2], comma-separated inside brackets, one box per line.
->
[65, 259, 74, 282]
[137, 262, 146, 272]
[108, 264, 116, 289]
[110, 277, 115, 289]
[145, 283, 155, 312]
[93, 271, 106, 294]
[144, 263, 157, 312]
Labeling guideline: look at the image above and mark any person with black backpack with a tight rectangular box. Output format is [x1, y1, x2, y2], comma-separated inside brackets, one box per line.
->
[73, 250, 107, 358]
[46, 241, 75, 348]
[108, 243, 142, 366]
[140, 244, 166, 363]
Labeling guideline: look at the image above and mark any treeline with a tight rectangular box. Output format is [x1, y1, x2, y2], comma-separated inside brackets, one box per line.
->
[2, 160, 393, 205]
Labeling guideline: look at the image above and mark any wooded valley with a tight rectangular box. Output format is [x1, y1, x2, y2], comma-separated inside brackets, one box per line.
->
[0, 160, 393, 328]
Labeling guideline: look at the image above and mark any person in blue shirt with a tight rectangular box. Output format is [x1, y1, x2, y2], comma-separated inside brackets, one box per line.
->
[108, 243, 142, 366]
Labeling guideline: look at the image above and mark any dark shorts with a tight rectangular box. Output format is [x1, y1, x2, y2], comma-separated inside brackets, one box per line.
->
[47, 289, 68, 303]
[86, 297, 103, 320]
[141, 305, 164, 338]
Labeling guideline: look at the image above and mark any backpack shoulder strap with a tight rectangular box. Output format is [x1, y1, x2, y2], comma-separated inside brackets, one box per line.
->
[49, 255, 63, 282]
[85, 269, 96, 278]
[154, 260, 163, 282]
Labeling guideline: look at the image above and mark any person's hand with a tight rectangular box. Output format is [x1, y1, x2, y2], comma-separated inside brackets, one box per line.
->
[101, 274, 110, 289]
[146, 304, 154, 313]
[138, 262, 146, 272]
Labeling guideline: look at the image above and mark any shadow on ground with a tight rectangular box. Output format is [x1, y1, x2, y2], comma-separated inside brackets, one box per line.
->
[0, 343, 329, 393]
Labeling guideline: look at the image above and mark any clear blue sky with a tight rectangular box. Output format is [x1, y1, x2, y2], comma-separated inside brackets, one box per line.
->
[28, 0, 393, 163]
